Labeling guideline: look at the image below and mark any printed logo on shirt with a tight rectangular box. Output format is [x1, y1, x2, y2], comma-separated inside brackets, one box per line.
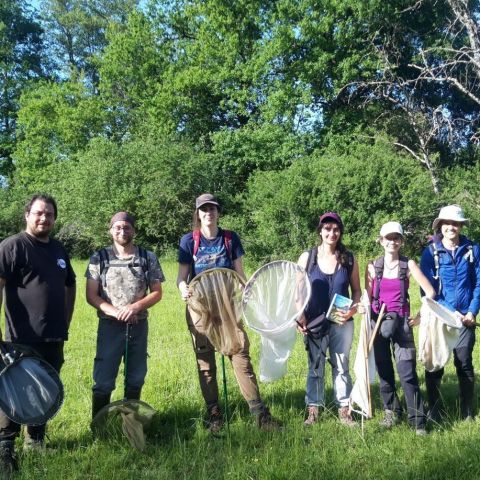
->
[195, 245, 230, 273]
[57, 258, 67, 269]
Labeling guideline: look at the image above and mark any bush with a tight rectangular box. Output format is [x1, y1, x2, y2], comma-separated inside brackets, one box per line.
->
[241, 135, 438, 262]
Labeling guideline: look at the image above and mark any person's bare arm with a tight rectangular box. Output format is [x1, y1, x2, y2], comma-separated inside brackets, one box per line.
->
[86, 278, 119, 318]
[177, 263, 191, 301]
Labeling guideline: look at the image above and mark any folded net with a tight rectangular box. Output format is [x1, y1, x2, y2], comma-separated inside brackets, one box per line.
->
[92, 399, 156, 452]
[188, 268, 245, 356]
[242, 261, 311, 382]
[349, 290, 376, 418]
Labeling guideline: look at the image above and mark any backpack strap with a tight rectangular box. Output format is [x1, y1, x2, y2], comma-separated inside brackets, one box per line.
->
[98, 247, 110, 289]
[345, 250, 354, 278]
[398, 255, 410, 310]
[372, 256, 384, 312]
[192, 229, 201, 260]
[430, 243, 440, 281]
[306, 247, 317, 273]
[138, 246, 150, 283]
[223, 230, 233, 260]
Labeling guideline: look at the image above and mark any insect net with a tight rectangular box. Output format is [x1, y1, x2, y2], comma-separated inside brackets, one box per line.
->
[242, 261, 311, 382]
[188, 268, 245, 356]
[349, 290, 376, 418]
[92, 399, 156, 452]
[0, 343, 64, 425]
[418, 297, 461, 372]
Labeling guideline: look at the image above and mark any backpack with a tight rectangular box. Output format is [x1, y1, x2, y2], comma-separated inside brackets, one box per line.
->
[429, 241, 475, 292]
[98, 246, 149, 289]
[192, 229, 233, 261]
[372, 255, 409, 313]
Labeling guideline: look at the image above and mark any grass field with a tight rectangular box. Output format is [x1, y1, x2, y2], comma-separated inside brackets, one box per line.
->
[11, 258, 480, 479]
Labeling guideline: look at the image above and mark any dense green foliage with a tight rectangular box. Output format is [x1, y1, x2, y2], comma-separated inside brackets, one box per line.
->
[1, 0, 480, 257]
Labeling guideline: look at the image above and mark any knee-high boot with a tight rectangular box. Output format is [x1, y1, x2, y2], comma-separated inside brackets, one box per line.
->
[459, 376, 475, 420]
[425, 376, 442, 422]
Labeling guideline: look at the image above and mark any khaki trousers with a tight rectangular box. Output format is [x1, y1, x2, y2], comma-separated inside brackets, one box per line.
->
[186, 307, 261, 408]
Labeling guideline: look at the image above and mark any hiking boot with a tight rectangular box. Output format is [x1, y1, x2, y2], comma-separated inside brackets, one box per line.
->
[23, 437, 46, 453]
[0, 440, 18, 478]
[415, 427, 427, 436]
[379, 409, 400, 428]
[338, 406, 356, 427]
[304, 406, 319, 426]
[256, 407, 282, 431]
[206, 405, 224, 434]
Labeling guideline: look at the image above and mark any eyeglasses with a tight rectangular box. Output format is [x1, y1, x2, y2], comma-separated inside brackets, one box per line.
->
[29, 210, 54, 219]
[384, 235, 402, 243]
[112, 226, 133, 233]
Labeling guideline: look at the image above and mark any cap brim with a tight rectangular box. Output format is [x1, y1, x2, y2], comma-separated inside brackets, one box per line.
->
[432, 218, 469, 231]
[196, 200, 220, 209]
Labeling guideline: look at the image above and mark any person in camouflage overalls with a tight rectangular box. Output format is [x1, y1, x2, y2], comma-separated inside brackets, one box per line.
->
[86, 212, 164, 422]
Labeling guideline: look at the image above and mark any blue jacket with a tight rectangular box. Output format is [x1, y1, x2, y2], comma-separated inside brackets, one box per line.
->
[420, 235, 480, 315]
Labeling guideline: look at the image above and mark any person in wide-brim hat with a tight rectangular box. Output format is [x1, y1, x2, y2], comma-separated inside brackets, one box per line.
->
[420, 204, 480, 423]
[432, 204, 469, 232]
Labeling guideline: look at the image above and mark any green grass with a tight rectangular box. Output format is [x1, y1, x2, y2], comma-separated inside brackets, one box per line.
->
[12, 258, 480, 479]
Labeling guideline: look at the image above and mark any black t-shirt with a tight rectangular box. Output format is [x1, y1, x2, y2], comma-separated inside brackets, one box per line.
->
[0, 232, 76, 342]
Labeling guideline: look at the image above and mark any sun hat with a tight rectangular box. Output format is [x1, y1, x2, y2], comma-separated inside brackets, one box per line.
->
[317, 212, 344, 233]
[110, 212, 135, 228]
[432, 204, 469, 232]
[379, 221, 404, 238]
[195, 193, 220, 209]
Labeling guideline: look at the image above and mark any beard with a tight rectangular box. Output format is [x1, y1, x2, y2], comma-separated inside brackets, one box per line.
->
[115, 235, 134, 247]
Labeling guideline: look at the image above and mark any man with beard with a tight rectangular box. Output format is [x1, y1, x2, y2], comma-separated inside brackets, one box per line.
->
[86, 212, 164, 425]
[0, 194, 76, 475]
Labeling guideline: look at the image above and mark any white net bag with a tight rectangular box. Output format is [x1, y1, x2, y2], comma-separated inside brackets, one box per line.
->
[242, 261, 311, 382]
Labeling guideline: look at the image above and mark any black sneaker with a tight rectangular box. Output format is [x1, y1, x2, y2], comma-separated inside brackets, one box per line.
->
[206, 405, 224, 434]
[0, 440, 18, 478]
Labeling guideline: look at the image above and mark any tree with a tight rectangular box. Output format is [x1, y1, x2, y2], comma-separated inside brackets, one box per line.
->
[13, 79, 106, 189]
[40, 0, 139, 84]
[0, 0, 45, 178]
[334, 0, 480, 193]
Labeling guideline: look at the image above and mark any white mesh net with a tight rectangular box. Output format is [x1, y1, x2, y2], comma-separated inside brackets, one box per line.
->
[242, 261, 311, 382]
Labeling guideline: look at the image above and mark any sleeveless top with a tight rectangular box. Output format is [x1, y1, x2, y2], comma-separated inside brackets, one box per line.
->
[371, 276, 410, 317]
[304, 261, 351, 322]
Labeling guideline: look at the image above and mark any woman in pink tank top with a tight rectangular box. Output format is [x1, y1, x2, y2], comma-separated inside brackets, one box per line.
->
[365, 221, 434, 434]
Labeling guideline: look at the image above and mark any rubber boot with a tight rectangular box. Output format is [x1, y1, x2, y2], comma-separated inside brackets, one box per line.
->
[425, 376, 442, 423]
[91, 392, 111, 437]
[459, 376, 475, 421]
[92, 393, 111, 421]
[0, 440, 17, 477]
[124, 387, 141, 400]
